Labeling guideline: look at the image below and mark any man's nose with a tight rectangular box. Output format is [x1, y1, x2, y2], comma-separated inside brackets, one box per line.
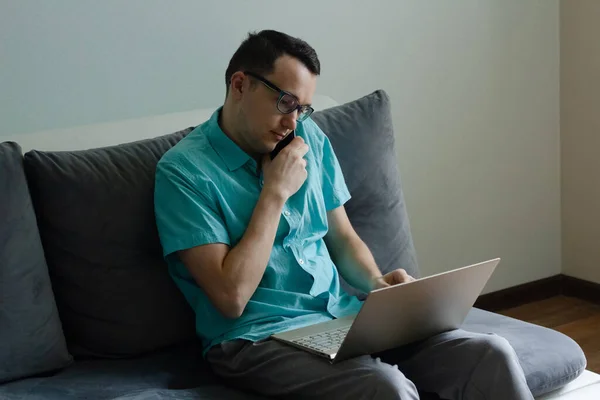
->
[281, 112, 297, 131]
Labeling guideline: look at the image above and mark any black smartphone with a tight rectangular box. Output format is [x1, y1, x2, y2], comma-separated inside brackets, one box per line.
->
[270, 130, 296, 160]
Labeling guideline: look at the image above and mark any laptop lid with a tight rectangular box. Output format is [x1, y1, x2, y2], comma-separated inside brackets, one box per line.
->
[333, 258, 500, 363]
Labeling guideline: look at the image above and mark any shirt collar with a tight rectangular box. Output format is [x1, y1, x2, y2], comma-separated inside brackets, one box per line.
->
[206, 108, 252, 171]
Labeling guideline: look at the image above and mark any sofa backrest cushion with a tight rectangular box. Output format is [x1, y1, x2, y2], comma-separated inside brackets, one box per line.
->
[312, 90, 420, 296]
[23, 129, 196, 358]
[0, 141, 73, 382]
[20, 90, 419, 357]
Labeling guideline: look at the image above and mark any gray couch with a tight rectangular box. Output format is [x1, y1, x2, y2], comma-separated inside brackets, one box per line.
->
[0, 90, 586, 399]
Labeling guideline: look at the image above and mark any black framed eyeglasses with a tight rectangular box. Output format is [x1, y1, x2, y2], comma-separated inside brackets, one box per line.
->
[244, 71, 314, 122]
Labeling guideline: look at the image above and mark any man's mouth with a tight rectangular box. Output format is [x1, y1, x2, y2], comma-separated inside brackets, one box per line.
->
[271, 131, 287, 140]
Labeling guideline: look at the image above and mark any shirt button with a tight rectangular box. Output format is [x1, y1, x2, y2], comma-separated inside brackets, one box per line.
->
[284, 210, 291, 217]
[298, 259, 305, 265]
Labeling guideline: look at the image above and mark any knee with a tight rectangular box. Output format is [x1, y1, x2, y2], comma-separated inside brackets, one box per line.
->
[360, 360, 419, 400]
[469, 334, 518, 365]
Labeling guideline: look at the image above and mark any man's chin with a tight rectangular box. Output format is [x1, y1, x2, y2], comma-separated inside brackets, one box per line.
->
[253, 136, 278, 156]
[262, 142, 278, 154]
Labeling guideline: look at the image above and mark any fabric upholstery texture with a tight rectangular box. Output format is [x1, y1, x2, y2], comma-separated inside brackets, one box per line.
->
[0, 343, 262, 400]
[22, 129, 196, 358]
[463, 308, 587, 397]
[0, 142, 72, 383]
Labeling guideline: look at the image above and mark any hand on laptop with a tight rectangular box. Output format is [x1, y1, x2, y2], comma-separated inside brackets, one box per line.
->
[370, 268, 416, 290]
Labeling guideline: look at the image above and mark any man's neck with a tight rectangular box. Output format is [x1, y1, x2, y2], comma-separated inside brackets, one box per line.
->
[219, 103, 239, 144]
[219, 103, 261, 163]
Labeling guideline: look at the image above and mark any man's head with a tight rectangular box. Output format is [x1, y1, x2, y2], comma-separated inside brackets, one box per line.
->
[222, 30, 320, 157]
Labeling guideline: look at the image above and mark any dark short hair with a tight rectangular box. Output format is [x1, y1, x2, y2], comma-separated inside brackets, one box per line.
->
[225, 30, 320, 94]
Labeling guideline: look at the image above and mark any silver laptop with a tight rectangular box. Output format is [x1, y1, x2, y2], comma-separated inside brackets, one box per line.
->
[271, 258, 500, 363]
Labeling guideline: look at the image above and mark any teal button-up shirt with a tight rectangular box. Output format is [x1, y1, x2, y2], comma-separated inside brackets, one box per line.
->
[154, 109, 363, 355]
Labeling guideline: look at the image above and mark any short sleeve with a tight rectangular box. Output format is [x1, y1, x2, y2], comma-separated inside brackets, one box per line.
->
[154, 161, 230, 258]
[320, 132, 351, 211]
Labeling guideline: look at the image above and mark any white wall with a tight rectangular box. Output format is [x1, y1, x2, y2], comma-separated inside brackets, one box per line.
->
[0, 0, 561, 293]
[561, 0, 600, 284]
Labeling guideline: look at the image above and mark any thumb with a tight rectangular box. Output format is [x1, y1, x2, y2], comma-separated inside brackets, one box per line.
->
[394, 270, 407, 284]
[382, 272, 395, 286]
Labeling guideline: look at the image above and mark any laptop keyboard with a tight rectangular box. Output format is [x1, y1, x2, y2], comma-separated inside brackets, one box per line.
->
[291, 326, 351, 353]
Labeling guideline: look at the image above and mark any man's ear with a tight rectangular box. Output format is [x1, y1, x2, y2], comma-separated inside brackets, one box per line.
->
[229, 71, 246, 100]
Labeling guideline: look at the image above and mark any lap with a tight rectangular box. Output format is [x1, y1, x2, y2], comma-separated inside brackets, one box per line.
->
[206, 329, 514, 399]
[378, 328, 510, 364]
[378, 329, 519, 396]
[207, 338, 418, 399]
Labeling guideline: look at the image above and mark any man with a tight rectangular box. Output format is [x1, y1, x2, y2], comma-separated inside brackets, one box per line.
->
[154, 30, 533, 399]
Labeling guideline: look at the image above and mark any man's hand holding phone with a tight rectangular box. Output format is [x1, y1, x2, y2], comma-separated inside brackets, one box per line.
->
[262, 135, 309, 201]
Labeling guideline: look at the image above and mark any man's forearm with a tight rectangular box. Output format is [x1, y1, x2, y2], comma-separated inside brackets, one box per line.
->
[328, 234, 383, 293]
[222, 189, 285, 313]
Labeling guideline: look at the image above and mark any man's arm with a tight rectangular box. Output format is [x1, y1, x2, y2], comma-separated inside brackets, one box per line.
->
[178, 137, 309, 319]
[178, 189, 285, 319]
[324, 205, 414, 293]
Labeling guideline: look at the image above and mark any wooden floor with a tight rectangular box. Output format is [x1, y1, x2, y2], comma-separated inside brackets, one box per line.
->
[498, 295, 600, 374]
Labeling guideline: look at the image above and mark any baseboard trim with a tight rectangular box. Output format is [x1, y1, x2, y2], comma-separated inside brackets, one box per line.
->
[474, 275, 563, 312]
[475, 274, 600, 312]
[562, 275, 600, 305]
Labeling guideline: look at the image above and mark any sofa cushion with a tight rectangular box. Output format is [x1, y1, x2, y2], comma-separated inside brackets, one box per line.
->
[312, 90, 419, 295]
[0, 342, 264, 400]
[22, 128, 196, 358]
[462, 308, 587, 397]
[1, 310, 581, 399]
[0, 142, 73, 382]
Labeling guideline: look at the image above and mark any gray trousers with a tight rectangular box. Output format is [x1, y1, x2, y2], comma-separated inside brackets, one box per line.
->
[206, 329, 534, 400]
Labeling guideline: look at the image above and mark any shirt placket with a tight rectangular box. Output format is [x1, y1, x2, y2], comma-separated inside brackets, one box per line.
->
[282, 206, 331, 301]
[281, 208, 306, 266]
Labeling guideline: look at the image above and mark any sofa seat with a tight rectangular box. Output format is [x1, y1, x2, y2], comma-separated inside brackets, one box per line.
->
[1, 307, 590, 400]
[0, 342, 261, 400]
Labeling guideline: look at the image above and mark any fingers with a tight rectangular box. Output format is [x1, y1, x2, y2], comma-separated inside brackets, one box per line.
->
[277, 137, 308, 168]
[290, 136, 305, 146]
[284, 148, 307, 169]
[288, 136, 309, 156]
[395, 268, 416, 284]
[380, 269, 416, 287]
[396, 270, 409, 284]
